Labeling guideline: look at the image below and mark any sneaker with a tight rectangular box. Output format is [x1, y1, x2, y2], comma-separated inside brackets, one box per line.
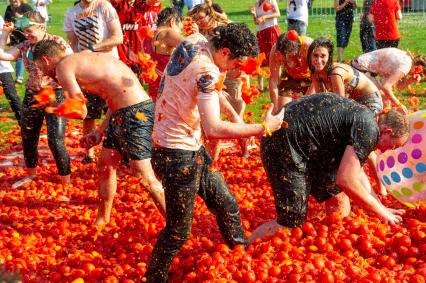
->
[15, 77, 23, 84]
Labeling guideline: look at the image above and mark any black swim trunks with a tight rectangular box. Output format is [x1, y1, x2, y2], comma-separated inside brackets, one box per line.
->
[103, 100, 154, 160]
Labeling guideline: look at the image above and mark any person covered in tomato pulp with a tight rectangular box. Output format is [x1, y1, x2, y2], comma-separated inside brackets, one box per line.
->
[145, 23, 285, 283]
[0, 11, 72, 187]
[31, 39, 166, 226]
[249, 93, 410, 243]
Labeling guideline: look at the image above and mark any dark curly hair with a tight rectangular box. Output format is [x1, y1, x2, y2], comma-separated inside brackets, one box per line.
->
[210, 23, 259, 59]
[307, 37, 334, 75]
[157, 7, 183, 26]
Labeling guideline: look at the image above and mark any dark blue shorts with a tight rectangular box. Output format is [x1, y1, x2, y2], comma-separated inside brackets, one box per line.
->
[103, 100, 154, 160]
[336, 18, 353, 48]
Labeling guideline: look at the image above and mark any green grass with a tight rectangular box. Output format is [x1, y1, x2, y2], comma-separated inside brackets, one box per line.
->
[0, 0, 424, 128]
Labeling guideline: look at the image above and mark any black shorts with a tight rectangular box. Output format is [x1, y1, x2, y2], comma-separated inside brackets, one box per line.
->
[260, 134, 341, 227]
[103, 100, 154, 160]
[84, 92, 107, 120]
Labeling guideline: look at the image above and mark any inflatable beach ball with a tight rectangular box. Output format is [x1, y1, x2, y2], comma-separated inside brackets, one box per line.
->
[377, 110, 426, 208]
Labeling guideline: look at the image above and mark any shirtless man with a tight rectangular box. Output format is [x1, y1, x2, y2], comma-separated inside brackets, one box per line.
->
[268, 31, 313, 112]
[32, 39, 165, 225]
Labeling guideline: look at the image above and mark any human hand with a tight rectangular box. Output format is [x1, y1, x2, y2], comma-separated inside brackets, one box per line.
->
[376, 205, 404, 224]
[249, 6, 256, 15]
[255, 16, 265, 24]
[2, 22, 14, 33]
[80, 130, 103, 149]
[396, 103, 408, 115]
[263, 103, 285, 134]
[412, 73, 422, 83]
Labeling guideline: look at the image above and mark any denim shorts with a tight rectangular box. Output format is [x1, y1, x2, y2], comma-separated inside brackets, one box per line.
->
[260, 134, 341, 227]
[354, 91, 383, 115]
[336, 18, 353, 48]
[84, 92, 107, 120]
[103, 100, 154, 160]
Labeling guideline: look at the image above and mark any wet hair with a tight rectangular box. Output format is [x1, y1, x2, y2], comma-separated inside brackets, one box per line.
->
[23, 10, 46, 23]
[210, 23, 259, 59]
[276, 32, 301, 54]
[307, 37, 334, 75]
[187, 3, 230, 27]
[211, 3, 224, 14]
[32, 39, 66, 61]
[412, 55, 426, 76]
[379, 110, 410, 138]
[156, 7, 183, 26]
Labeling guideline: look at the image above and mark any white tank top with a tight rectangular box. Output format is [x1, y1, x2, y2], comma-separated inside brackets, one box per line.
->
[255, 0, 279, 31]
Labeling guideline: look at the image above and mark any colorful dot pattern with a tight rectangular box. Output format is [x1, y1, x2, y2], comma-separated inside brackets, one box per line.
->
[378, 111, 426, 207]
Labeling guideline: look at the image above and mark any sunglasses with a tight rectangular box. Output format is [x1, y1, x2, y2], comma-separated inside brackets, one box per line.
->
[15, 17, 45, 30]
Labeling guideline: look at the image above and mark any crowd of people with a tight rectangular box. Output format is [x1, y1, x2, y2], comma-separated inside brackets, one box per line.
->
[0, 0, 425, 282]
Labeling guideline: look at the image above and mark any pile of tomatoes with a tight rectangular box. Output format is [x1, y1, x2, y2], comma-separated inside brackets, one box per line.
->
[0, 116, 424, 283]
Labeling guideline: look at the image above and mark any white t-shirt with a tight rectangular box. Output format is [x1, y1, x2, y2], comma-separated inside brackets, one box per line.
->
[354, 48, 412, 76]
[0, 17, 14, 74]
[255, 0, 279, 31]
[32, 0, 49, 22]
[153, 33, 221, 151]
[63, 1, 119, 57]
[287, 0, 309, 24]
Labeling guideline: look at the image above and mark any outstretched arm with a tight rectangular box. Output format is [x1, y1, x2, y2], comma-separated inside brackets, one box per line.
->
[336, 145, 403, 224]
[268, 45, 283, 108]
[381, 71, 408, 114]
[199, 93, 284, 139]
[0, 29, 20, 61]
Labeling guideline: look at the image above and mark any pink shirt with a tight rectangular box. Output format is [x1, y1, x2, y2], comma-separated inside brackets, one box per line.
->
[153, 33, 221, 151]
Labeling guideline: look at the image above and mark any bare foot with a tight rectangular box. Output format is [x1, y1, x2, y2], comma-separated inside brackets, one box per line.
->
[12, 176, 35, 189]
[248, 220, 284, 244]
[94, 215, 108, 226]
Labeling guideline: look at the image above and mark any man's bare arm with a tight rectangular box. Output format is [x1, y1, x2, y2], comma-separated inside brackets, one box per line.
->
[336, 145, 403, 224]
[92, 19, 123, 52]
[0, 30, 20, 61]
[198, 94, 284, 139]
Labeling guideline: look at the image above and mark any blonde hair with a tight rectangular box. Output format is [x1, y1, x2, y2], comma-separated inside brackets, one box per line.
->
[187, 3, 230, 33]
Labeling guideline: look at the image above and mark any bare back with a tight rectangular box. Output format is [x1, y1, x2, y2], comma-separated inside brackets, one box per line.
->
[56, 52, 150, 112]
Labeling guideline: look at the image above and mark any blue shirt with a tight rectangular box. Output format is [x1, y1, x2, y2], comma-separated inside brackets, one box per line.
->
[185, 0, 204, 9]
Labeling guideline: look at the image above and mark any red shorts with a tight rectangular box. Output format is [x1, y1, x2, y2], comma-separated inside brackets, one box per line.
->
[257, 25, 281, 67]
